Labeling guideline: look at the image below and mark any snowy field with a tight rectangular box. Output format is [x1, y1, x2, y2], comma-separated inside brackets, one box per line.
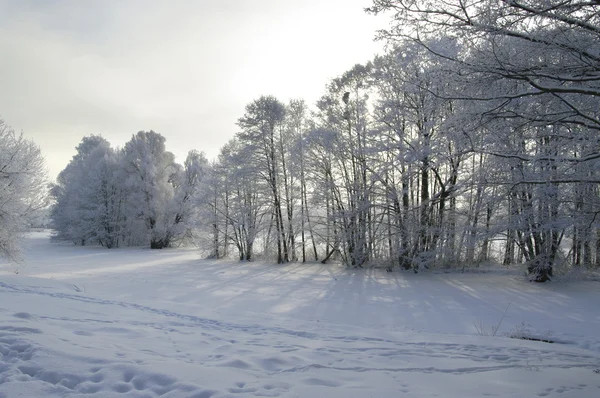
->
[1, 232, 599, 397]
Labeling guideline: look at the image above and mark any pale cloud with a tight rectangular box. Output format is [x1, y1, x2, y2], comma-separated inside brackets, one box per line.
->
[0, 0, 384, 178]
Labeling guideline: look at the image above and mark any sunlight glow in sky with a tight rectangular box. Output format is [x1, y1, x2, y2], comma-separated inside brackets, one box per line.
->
[0, 0, 385, 179]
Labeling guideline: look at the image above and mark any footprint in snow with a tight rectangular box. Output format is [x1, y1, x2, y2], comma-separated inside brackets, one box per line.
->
[13, 312, 35, 320]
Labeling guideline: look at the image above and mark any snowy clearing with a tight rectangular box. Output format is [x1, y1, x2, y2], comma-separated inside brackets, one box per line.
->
[1, 232, 599, 397]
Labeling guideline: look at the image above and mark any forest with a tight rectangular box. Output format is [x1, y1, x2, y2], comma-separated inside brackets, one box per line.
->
[3, 1, 600, 283]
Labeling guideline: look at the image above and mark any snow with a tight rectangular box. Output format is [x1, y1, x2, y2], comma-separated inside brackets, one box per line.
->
[1, 232, 599, 397]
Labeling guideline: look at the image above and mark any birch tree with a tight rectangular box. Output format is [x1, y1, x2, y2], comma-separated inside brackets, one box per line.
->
[238, 96, 291, 263]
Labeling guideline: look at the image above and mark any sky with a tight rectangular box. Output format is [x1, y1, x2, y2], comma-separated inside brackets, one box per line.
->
[0, 0, 386, 180]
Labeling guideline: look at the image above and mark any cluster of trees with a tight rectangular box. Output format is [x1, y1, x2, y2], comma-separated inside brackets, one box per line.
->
[49, 0, 599, 282]
[366, 0, 600, 280]
[201, 0, 600, 281]
[51, 132, 207, 249]
[0, 118, 48, 260]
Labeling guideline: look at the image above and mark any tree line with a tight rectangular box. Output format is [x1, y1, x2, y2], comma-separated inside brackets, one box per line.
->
[5, 1, 599, 282]
[198, 0, 600, 281]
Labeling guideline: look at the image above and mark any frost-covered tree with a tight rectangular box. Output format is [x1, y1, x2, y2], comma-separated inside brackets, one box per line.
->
[170, 149, 208, 244]
[286, 99, 319, 263]
[122, 131, 179, 249]
[0, 118, 48, 259]
[238, 96, 290, 263]
[51, 135, 123, 247]
[211, 138, 269, 261]
[309, 64, 377, 267]
[370, 44, 467, 270]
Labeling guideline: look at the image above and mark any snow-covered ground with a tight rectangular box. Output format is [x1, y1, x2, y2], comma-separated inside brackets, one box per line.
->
[1, 232, 599, 397]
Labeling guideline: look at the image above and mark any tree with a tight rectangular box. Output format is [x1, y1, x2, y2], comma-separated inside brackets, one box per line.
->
[122, 131, 179, 249]
[0, 118, 48, 259]
[51, 135, 123, 247]
[238, 96, 291, 263]
[371, 45, 462, 270]
[287, 99, 319, 262]
[311, 64, 376, 268]
[171, 149, 208, 244]
[214, 138, 268, 261]
[196, 160, 227, 259]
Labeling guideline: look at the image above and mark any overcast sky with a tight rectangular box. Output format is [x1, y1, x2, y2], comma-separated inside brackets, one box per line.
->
[0, 0, 385, 179]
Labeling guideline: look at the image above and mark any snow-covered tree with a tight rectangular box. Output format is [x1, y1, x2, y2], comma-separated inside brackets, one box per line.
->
[121, 131, 179, 249]
[0, 118, 48, 259]
[309, 63, 377, 267]
[238, 96, 291, 263]
[211, 138, 269, 261]
[171, 149, 208, 244]
[51, 135, 125, 248]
